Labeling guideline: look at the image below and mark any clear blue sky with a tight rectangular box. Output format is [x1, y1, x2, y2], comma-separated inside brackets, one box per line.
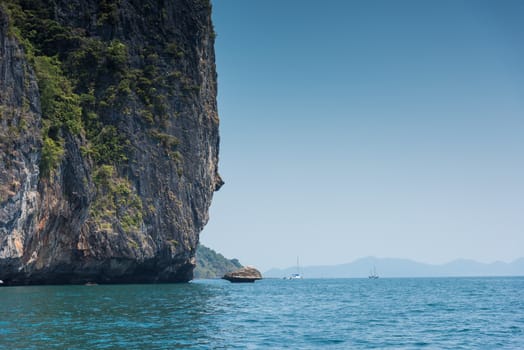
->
[201, 0, 524, 271]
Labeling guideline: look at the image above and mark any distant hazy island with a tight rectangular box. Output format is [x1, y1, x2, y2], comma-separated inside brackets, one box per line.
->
[265, 257, 524, 278]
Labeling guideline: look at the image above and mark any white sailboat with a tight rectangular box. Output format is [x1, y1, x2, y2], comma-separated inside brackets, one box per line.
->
[286, 257, 303, 279]
[368, 265, 379, 279]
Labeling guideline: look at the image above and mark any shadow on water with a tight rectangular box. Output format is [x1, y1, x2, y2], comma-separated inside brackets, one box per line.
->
[0, 282, 229, 349]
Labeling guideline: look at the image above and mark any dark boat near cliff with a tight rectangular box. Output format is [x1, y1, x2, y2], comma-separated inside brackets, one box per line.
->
[223, 276, 260, 283]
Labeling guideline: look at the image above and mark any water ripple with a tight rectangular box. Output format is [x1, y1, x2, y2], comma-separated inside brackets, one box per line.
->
[0, 277, 523, 349]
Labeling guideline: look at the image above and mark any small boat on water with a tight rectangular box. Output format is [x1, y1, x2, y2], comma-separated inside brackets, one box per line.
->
[285, 273, 302, 280]
[368, 265, 379, 279]
[284, 257, 303, 280]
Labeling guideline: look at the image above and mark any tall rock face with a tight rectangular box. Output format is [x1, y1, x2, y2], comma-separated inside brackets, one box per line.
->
[0, 0, 222, 285]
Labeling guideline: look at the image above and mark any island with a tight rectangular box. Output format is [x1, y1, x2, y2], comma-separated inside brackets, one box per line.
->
[222, 267, 263, 283]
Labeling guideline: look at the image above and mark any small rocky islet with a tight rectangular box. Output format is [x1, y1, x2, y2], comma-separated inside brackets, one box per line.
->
[222, 266, 263, 283]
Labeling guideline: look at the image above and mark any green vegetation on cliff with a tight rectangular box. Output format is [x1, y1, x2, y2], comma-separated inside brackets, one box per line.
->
[2, 0, 194, 234]
[0, 0, 220, 284]
[194, 245, 242, 279]
[4, 1, 135, 170]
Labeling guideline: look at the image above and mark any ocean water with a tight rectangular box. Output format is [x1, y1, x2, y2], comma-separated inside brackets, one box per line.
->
[1, 277, 523, 349]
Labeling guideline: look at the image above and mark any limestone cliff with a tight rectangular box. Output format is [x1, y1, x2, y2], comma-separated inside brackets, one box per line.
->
[0, 0, 222, 284]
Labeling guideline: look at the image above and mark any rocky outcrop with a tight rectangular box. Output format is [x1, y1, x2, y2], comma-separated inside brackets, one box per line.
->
[223, 267, 263, 283]
[0, 0, 221, 285]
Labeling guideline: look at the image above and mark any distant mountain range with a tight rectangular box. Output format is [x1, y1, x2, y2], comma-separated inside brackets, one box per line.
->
[265, 257, 524, 278]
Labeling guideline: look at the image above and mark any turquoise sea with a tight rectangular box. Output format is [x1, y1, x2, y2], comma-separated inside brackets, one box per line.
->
[1, 277, 523, 349]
